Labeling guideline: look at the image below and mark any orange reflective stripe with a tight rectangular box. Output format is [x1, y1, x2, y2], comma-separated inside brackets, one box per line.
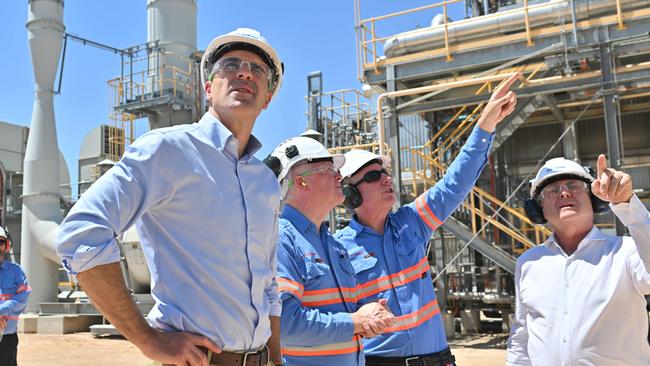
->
[385, 299, 440, 333]
[3, 316, 19, 320]
[356, 257, 430, 301]
[282, 335, 362, 357]
[303, 286, 361, 307]
[16, 284, 31, 293]
[415, 193, 442, 230]
[278, 278, 304, 300]
[0, 294, 12, 300]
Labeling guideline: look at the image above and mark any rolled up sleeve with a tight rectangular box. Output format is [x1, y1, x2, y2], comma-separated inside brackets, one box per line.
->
[57, 131, 173, 274]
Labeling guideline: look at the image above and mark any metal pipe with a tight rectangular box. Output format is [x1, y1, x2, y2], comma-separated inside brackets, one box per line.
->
[24, 0, 66, 311]
[376, 73, 523, 155]
[383, 0, 650, 56]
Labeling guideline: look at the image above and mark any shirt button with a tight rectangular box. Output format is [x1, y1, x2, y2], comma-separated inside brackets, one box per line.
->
[565, 282, 569, 288]
[562, 337, 567, 343]
[481, 138, 487, 143]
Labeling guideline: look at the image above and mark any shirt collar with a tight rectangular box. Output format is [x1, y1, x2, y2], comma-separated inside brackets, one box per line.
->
[198, 112, 263, 158]
[348, 213, 387, 236]
[281, 205, 317, 234]
[545, 225, 606, 253]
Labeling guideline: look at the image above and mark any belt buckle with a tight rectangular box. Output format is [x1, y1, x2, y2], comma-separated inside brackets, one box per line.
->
[405, 356, 419, 366]
[242, 346, 269, 366]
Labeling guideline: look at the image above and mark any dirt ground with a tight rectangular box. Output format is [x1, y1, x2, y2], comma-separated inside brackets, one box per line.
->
[17, 332, 507, 365]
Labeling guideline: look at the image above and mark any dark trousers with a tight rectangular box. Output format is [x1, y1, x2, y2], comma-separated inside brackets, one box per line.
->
[0, 333, 18, 366]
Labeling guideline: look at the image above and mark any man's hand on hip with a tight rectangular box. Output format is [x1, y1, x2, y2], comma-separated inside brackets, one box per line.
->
[591, 154, 633, 204]
[140, 330, 222, 366]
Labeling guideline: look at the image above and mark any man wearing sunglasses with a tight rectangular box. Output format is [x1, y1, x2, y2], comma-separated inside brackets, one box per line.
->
[0, 227, 30, 366]
[266, 136, 395, 366]
[507, 155, 650, 365]
[58, 28, 284, 366]
[334, 73, 520, 366]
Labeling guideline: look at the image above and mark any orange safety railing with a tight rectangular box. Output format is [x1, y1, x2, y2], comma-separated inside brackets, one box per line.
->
[106, 51, 195, 161]
[355, 0, 462, 77]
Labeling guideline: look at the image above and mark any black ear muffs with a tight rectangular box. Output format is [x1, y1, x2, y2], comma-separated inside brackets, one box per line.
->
[524, 198, 546, 224]
[263, 155, 282, 178]
[342, 182, 363, 209]
[590, 194, 610, 214]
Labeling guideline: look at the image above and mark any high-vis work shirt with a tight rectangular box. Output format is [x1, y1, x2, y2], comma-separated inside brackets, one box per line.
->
[277, 205, 364, 366]
[507, 194, 650, 366]
[0, 260, 30, 335]
[57, 112, 282, 352]
[335, 126, 493, 357]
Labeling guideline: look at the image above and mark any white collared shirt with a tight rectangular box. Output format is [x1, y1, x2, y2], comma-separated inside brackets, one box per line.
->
[507, 194, 650, 366]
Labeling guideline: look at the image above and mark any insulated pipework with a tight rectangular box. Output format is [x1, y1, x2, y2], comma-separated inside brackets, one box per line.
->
[23, 0, 66, 311]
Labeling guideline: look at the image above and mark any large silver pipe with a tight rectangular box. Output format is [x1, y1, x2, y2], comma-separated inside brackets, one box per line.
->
[384, 0, 650, 57]
[24, 0, 65, 311]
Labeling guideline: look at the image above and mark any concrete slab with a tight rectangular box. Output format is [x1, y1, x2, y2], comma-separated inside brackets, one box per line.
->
[36, 315, 103, 334]
[18, 314, 39, 334]
[442, 313, 455, 337]
[460, 309, 481, 334]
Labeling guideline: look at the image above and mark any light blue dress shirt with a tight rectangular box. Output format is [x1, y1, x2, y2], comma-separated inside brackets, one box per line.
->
[57, 112, 282, 351]
[335, 126, 493, 357]
[0, 260, 30, 335]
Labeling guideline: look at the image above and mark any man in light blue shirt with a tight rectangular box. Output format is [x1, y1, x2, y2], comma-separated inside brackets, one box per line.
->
[57, 28, 284, 366]
[0, 227, 30, 366]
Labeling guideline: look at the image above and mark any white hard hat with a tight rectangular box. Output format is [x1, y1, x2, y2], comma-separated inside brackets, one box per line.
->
[530, 157, 593, 198]
[0, 227, 5, 238]
[269, 137, 344, 183]
[340, 150, 390, 179]
[201, 28, 283, 98]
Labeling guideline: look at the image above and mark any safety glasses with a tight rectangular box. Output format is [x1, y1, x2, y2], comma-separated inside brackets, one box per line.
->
[540, 180, 589, 200]
[355, 169, 389, 186]
[211, 57, 272, 85]
[300, 166, 339, 176]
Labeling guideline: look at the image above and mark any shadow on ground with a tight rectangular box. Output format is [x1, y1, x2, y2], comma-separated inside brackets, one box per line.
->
[448, 333, 509, 349]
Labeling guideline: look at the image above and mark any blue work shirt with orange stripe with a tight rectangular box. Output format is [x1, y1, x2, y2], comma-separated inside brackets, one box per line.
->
[334, 126, 493, 357]
[277, 205, 365, 366]
[0, 260, 31, 335]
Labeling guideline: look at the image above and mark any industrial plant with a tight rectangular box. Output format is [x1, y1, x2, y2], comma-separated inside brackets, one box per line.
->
[1, 0, 649, 340]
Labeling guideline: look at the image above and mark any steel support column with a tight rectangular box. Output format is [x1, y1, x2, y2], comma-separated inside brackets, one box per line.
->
[599, 33, 625, 235]
[386, 65, 403, 206]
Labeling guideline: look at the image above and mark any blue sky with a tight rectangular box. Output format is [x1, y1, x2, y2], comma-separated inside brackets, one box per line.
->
[1, 0, 465, 197]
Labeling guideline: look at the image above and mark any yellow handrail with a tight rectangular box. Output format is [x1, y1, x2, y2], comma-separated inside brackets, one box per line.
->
[356, 0, 463, 73]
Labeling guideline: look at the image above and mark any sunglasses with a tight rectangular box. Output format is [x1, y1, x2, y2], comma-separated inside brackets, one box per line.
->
[354, 169, 389, 186]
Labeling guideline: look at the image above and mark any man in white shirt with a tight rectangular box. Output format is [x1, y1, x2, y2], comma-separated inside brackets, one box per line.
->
[507, 154, 650, 366]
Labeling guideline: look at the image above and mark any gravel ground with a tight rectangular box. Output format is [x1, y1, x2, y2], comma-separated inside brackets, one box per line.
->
[17, 332, 507, 365]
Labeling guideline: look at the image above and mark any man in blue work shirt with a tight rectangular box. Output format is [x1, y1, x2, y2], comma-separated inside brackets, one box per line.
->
[334, 74, 520, 366]
[0, 227, 31, 366]
[265, 136, 395, 366]
[57, 28, 284, 366]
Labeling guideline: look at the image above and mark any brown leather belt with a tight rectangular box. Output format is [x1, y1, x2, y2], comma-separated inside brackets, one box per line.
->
[204, 346, 269, 366]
